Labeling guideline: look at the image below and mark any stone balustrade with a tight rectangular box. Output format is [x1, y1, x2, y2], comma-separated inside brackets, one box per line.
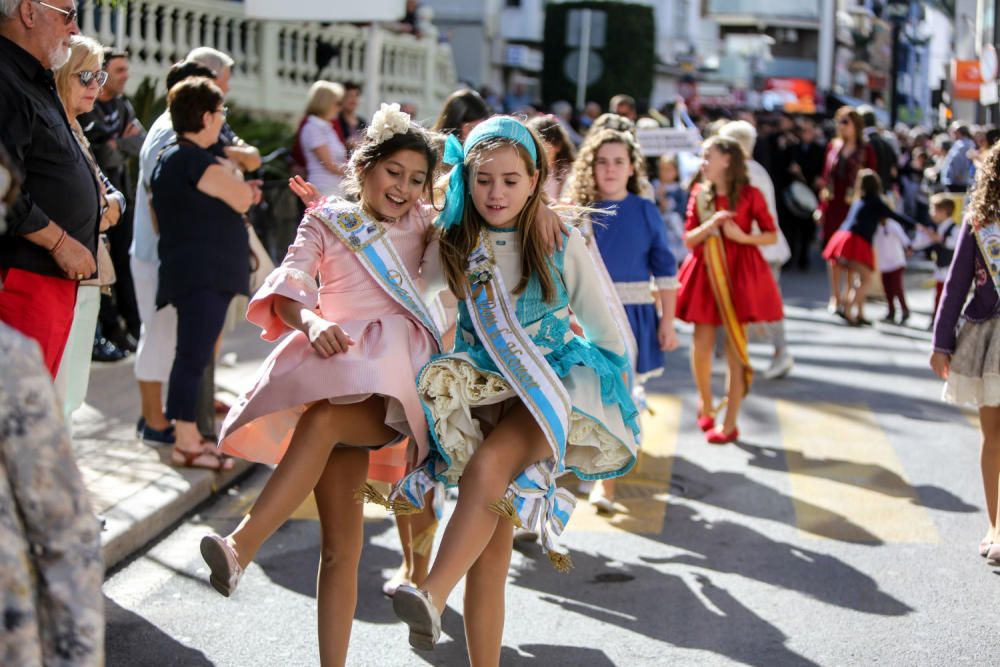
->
[78, 0, 457, 120]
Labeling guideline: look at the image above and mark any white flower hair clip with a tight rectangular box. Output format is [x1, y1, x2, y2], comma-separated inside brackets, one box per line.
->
[367, 103, 411, 145]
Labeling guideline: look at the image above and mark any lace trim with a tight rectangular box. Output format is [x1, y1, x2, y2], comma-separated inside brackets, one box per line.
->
[943, 372, 1000, 408]
[654, 276, 680, 290]
[614, 281, 654, 305]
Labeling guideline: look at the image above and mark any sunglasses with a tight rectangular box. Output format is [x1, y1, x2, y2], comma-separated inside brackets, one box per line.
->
[217, 106, 229, 117]
[76, 70, 108, 87]
[33, 0, 77, 25]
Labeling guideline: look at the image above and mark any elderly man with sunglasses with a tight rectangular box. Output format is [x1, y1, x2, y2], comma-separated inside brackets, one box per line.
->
[0, 0, 103, 377]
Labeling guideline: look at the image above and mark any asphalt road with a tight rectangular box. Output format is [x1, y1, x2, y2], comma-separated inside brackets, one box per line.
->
[104, 269, 1000, 666]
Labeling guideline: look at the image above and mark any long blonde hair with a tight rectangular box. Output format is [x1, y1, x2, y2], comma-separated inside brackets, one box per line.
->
[567, 128, 647, 206]
[438, 125, 557, 301]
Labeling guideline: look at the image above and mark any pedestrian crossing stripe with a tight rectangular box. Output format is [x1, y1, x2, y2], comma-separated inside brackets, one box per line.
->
[566, 395, 681, 535]
[777, 401, 940, 544]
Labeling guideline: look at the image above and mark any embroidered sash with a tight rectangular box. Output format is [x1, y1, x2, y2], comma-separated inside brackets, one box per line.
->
[310, 199, 442, 349]
[580, 216, 640, 388]
[975, 221, 1000, 297]
[463, 232, 572, 465]
[696, 187, 753, 393]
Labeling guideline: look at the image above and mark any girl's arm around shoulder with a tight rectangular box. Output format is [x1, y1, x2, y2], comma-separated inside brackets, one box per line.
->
[561, 228, 626, 356]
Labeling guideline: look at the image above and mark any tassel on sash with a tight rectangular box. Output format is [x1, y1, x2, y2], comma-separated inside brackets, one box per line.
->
[354, 482, 424, 516]
[502, 463, 578, 572]
[697, 188, 753, 394]
[389, 460, 440, 512]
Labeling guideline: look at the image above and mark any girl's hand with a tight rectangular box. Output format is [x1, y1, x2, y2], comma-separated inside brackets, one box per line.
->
[929, 351, 950, 380]
[707, 211, 732, 229]
[538, 205, 570, 253]
[658, 320, 678, 352]
[721, 220, 749, 243]
[306, 318, 355, 357]
[289, 175, 322, 209]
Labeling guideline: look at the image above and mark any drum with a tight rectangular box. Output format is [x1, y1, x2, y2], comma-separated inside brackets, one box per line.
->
[783, 181, 819, 220]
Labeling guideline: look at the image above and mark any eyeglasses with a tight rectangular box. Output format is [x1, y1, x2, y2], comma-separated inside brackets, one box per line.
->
[33, 1, 78, 25]
[217, 106, 229, 117]
[75, 70, 108, 87]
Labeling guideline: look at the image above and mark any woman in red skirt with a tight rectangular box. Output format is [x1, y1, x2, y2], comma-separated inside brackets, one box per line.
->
[677, 136, 784, 444]
[818, 107, 877, 311]
[823, 169, 920, 325]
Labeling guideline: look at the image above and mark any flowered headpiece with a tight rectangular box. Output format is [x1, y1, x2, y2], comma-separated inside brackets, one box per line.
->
[366, 103, 411, 145]
[437, 116, 539, 231]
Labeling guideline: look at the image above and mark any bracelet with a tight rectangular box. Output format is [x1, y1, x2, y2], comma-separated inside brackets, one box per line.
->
[49, 228, 67, 255]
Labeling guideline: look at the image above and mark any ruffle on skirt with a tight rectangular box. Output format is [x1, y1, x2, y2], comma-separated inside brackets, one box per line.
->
[416, 344, 638, 487]
[943, 317, 1000, 408]
[218, 314, 437, 482]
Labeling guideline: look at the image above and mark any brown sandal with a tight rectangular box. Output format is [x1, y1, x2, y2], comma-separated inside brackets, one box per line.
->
[171, 444, 234, 471]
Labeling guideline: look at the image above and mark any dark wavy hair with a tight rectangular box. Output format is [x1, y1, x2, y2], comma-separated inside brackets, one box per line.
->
[341, 123, 440, 203]
[966, 141, 1000, 230]
[432, 89, 490, 137]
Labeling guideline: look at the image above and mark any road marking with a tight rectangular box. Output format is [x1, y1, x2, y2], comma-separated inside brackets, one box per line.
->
[568, 394, 681, 535]
[776, 401, 940, 543]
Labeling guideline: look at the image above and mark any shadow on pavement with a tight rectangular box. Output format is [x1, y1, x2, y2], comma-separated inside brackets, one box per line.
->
[734, 441, 979, 514]
[669, 456, 885, 543]
[105, 597, 214, 667]
[644, 504, 912, 616]
[506, 548, 821, 667]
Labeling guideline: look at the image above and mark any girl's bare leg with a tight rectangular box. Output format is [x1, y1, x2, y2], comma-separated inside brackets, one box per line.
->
[721, 337, 747, 433]
[980, 406, 1000, 538]
[828, 261, 843, 310]
[225, 397, 396, 568]
[849, 264, 872, 320]
[421, 402, 551, 612]
[691, 324, 717, 416]
[463, 520, 515, 667]
[314, 446, 370, 667]
[391, 495, 437, 588]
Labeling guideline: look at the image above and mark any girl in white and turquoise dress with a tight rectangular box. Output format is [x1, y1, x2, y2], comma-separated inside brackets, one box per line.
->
[389, 117, 639, 663]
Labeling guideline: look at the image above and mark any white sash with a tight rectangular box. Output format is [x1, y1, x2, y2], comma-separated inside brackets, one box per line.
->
[580, 217, 639, 387]
[975, 222, 1000, 298]
[464, 233, 571, 465]
[310, 199, 442, 349]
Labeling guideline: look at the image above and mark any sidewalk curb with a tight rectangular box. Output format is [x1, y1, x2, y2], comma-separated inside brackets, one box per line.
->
[101, 459, 259, 571]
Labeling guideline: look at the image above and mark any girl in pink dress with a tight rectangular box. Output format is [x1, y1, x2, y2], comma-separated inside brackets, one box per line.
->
[199, 105, 445, 666]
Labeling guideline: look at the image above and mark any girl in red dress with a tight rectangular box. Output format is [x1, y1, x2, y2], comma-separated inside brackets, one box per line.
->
[676, 136, 784, 443]
[817, 106, 877, 311]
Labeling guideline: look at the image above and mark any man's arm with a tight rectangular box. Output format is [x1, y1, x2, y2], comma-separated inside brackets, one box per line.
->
[116, 99, 146, 157]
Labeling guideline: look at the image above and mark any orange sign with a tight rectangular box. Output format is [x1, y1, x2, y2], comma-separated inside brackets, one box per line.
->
[764, 78, 817, 113]
[952, 59, 984, 100]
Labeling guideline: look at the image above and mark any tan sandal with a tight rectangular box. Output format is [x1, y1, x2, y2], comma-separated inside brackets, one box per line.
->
[171, 444, 233, 471]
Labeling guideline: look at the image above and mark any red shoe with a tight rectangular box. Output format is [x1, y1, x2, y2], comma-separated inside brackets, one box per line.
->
[696, 413, 715, 432]
[706, 427, 739, 445]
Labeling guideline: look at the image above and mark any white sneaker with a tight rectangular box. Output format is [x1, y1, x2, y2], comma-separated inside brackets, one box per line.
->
[763, 350, 794, 380]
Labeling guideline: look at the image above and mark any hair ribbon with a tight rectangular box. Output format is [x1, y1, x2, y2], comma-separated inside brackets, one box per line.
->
[436, 117, 539, 231]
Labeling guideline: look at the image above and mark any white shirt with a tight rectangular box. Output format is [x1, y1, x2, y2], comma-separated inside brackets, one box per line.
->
[300, 115, 346, 197]
[873, 219, 910, 273]
[747, 159, 791, 266]
[130, 111, 176, 264]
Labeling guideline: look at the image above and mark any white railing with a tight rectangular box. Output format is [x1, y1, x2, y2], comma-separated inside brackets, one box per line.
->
[78, 0, 457, 121]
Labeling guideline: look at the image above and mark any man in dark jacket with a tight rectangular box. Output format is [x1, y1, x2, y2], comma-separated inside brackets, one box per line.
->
[0, 0, 100, 377]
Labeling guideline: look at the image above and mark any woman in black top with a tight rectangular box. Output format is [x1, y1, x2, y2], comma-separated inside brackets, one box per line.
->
[151, 77, 256, 469]
[823, 169, 920, 325]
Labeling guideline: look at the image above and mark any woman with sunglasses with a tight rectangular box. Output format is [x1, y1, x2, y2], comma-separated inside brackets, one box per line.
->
[150, 76, 258, 470]
[818, 107, 877, 315]
[51, 35, 126, 425]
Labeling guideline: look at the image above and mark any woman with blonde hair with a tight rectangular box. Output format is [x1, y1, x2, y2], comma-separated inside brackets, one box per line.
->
[299, 80, 349, 196]
[52, 35, 126, 424]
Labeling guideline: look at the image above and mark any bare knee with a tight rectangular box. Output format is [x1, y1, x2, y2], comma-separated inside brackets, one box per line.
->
[319, 535, 363, 571]
[460, 449, 513, 497]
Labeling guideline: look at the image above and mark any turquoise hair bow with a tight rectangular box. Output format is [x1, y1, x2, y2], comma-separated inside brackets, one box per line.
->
[436, 117, 539, 231]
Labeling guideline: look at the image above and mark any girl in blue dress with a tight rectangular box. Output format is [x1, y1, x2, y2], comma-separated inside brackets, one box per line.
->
[567, 127, 679, 511]
[390, 117, 639, 663]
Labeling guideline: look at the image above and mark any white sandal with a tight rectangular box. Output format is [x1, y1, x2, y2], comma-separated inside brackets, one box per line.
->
[200, 534, 244, 597]
[393, 585, 441, 650]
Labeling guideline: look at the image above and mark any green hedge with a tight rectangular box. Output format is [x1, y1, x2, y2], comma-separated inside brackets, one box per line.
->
[542, 1, 655, 109]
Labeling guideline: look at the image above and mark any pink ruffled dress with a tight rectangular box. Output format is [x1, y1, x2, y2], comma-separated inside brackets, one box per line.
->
[218, 202, 441, 483]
